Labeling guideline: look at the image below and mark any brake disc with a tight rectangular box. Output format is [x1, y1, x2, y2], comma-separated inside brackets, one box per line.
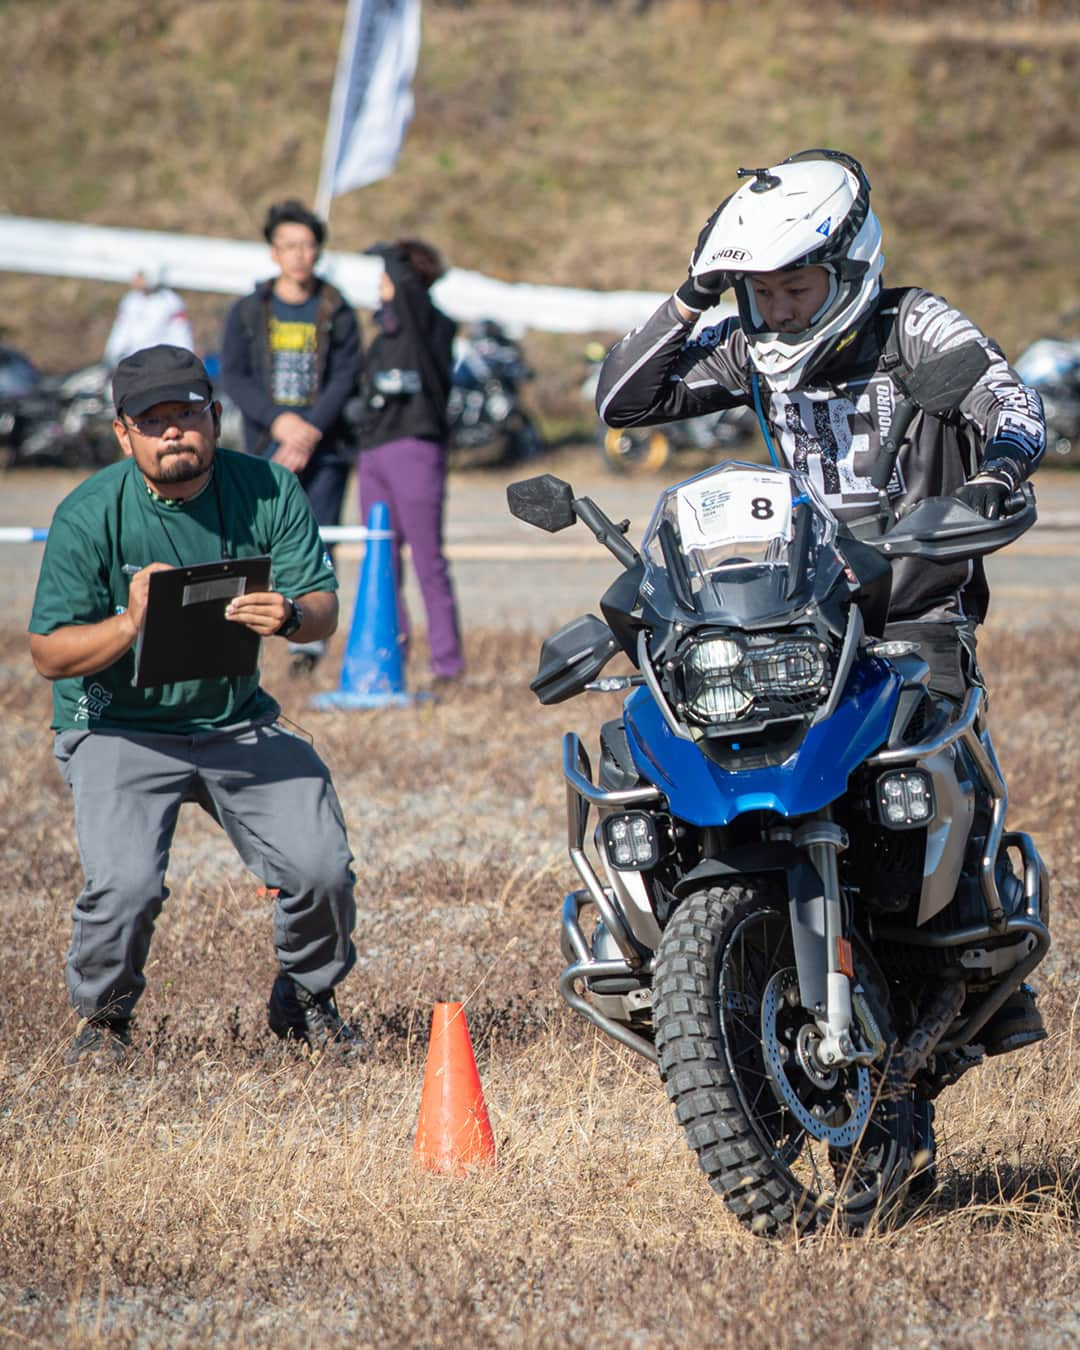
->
[761, 968, 872, 1148]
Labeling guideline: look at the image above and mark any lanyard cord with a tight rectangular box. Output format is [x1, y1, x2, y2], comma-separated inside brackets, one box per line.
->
[211, 467, 232, 559]
[142, 463, 230, 565]
[751, 371, 782, 469]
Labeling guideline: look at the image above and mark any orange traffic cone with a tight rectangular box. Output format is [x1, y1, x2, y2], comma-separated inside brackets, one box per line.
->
[414, 1002, 496, 1173]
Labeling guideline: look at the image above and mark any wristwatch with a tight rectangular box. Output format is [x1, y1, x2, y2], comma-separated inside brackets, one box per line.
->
[275, 597, 304, 639]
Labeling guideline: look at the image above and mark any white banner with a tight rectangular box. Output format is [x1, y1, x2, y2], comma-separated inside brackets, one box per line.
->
[315, 0, 421, 213]
[0, 215, 735, 336]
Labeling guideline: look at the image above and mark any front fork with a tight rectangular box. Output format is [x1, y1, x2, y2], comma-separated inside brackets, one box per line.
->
[784, 815, 879, 1070]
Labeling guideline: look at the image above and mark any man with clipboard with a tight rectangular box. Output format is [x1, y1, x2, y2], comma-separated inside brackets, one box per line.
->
[29, 345, 358, 1067]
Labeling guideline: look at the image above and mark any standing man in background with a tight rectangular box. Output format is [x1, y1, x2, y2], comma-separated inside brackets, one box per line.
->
[104, 263, 195, 369]
[220, 200, 363, 676]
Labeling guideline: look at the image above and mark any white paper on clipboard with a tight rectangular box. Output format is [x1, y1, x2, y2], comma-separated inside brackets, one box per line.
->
[676, 470, 793, 551]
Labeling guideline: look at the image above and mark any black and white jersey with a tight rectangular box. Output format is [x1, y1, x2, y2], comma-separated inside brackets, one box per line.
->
[596, 287, 1045, 622]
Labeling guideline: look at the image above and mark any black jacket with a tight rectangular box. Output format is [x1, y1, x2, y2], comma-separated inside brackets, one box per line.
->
[220, 278, 363, 461]
[356, 251, 456, 451]
[597, 286, 1046, 623]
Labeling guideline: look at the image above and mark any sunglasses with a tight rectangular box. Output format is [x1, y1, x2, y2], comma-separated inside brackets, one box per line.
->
[122, 402, 213, 437]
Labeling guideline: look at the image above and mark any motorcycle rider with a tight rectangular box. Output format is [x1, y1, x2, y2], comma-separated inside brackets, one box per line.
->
[596, 147, 1048, 1059]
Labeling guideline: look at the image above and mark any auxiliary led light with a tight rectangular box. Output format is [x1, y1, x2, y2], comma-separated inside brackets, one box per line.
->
[876, 770, 935, 830]
[602, 812, 660, 870]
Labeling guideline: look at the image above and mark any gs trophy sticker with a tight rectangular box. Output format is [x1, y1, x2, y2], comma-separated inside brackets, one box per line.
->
[677, 468, 794, 555]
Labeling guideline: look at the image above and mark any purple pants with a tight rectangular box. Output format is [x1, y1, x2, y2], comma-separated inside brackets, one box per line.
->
[359, 437, 464, 678]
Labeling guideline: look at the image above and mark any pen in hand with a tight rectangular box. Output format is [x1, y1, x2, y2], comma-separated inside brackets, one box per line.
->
[122, 564, 141, 576]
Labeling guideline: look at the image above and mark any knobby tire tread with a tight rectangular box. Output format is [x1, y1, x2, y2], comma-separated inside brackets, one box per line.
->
[653, 884, 908, 1236]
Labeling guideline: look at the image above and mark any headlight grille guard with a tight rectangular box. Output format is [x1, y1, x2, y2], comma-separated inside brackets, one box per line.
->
[637, 610, 860, 740]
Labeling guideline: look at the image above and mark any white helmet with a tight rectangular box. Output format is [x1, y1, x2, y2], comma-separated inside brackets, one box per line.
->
[691, 149, 884, 391]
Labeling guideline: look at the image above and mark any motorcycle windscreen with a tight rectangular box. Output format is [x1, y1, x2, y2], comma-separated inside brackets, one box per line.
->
[637, 461, 844, 627]
[621, 661, 901, 826]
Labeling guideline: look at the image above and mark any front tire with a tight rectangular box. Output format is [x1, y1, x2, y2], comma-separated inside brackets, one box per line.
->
[653, 883, 912, 1235]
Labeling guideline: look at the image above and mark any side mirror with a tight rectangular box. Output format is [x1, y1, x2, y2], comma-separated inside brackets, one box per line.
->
[507, 474, 576, 532]
[904, 343, 992, 414]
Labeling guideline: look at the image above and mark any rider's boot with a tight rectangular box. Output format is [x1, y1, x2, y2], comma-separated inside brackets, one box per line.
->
[978, 982, 1047, 1057]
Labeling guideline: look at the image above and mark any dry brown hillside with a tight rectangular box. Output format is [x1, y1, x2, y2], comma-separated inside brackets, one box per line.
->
[0, 0, 1077, 411]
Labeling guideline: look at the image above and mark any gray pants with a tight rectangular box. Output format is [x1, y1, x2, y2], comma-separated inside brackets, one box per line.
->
[54, 719, 357, 1023]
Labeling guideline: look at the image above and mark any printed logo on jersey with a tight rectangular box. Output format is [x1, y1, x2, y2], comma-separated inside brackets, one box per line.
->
[74, 681, 113, 724]
[902, 295, 980, 353]
[269, 317, 318, 407]
[769, 380, 901, 511]
[815, 217, 832, 237]
[683, 320, 735, 353]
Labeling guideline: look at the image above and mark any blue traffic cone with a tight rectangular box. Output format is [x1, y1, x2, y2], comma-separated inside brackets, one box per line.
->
[312, 502, 422, 709]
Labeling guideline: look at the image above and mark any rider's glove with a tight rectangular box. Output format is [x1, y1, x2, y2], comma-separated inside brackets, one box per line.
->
[955, 441, 1027, 519]
[675, 204, 734, 314]
[954, 470, 1012, 520]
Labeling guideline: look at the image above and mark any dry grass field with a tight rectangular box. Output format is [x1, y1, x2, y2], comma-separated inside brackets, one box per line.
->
[0, 616, 1078, 1346]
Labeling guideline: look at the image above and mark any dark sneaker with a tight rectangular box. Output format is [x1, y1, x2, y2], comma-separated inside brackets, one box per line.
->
[66, 1018, 133, 1067]
[980, 983, 1047, 1057]
[267, 973, 356, 1051]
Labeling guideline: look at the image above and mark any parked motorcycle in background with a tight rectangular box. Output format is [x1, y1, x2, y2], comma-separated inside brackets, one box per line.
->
[447, 319, 544, 465]
[581, 341, 757, 475]
[1013, 337, 1080, 461]
[508, 343, 1049, 1235]
[0, 354, 117, 470]
[1, 350, 248, 471]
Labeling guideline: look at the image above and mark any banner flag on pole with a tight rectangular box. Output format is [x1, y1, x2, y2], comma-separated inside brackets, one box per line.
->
[315, 0, 422, 216]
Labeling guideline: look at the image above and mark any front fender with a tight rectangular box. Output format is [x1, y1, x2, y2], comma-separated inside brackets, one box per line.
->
[624, 659, 901, 826]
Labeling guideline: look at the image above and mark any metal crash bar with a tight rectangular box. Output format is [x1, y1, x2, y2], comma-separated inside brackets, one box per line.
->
[558, 733, 662, 1062]
[868, 685, 1012, 931]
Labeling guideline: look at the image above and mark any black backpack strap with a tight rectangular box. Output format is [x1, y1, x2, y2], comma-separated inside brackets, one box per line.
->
[874, 286, 911, 379]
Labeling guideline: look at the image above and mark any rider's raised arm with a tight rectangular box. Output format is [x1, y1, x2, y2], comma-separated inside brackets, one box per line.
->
[595, 297, 749, 429]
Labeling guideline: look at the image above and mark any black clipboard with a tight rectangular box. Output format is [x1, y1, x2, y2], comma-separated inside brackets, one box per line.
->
[133, 556, 272, 687]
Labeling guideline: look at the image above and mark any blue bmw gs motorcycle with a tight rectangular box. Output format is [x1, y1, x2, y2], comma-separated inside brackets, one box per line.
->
[507, 345, 1050, 1234]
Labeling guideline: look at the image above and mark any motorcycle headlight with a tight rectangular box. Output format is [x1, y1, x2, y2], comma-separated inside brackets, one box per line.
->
[745, 641, 829, 696]
[680, 638, 752, 722]
[672, 634, 831, 726]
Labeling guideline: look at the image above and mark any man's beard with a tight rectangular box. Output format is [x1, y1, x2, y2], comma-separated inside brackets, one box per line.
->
[150, 447, 210, 484]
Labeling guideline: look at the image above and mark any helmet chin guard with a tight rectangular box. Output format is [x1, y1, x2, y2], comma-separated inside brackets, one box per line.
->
[691, 149, 885, 390]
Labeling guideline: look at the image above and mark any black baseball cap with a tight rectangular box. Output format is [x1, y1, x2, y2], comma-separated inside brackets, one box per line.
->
[113, 345, 214, 416]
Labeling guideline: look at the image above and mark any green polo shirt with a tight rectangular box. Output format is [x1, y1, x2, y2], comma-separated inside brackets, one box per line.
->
[29, 449, 338, 733]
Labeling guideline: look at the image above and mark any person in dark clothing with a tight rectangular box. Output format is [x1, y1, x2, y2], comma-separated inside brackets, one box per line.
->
[597, 148, 1048, 1059]
[220, 199, 363, 675]
[356, 238, 464, 684]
